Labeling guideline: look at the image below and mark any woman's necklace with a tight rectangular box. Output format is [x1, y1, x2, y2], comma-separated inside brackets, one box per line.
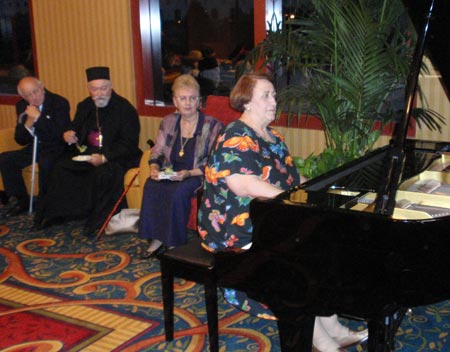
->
[96, 107, 103, 148]
[178, 115, 198, 157]
[179, 133, 189, 157]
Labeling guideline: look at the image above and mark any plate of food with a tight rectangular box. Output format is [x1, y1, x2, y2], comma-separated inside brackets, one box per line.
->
[72, 155, 92, 162]
[158, 169, 176, 180]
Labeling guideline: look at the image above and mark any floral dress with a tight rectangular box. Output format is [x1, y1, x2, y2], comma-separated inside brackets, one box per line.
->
[198, 120, 300, 318]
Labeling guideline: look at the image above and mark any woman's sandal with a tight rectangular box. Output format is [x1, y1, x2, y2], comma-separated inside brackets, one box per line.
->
[141, 243, 165, 259]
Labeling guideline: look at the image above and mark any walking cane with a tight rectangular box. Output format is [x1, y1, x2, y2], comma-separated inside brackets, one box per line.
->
[95, 139, 154, 241]
[28, 133, 38, 214]
[95, 168, 140, 241]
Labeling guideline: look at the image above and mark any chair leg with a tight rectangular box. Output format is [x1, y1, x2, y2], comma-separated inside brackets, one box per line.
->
[160, 260, 174, 341]
[204, 275, 219, 352]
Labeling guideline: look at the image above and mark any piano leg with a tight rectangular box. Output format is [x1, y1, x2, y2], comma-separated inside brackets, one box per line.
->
[277, 315, 314, 352]
[367, 309, 406, 352]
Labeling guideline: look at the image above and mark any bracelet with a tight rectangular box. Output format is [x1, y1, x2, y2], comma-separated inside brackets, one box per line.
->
[101, 154, 106, 163]
[187, 170, 191, 177]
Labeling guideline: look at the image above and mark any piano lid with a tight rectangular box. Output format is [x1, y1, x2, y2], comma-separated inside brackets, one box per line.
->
[373, 0, 450, 215]
[394, 0, 449, 149]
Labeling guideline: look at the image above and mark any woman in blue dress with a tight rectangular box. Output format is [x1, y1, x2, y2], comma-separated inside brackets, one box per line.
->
[139, 74, 223, 258]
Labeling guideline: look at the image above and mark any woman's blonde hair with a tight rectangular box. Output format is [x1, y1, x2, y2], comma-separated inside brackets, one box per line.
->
[172, 74, 200, 95]
[230, 74, 271, 112]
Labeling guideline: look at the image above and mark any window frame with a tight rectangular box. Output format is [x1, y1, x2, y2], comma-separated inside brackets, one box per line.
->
[0, 0, 37, 105]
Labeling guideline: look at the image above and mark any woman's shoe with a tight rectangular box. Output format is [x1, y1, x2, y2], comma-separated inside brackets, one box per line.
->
[141, 243, 165, 259]
[334, 329, 368, 347]
[313, 316, 346, 352]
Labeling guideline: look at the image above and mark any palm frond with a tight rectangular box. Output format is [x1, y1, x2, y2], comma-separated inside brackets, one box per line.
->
[245, 0, 444, 178]
[412, 108, 445, 132]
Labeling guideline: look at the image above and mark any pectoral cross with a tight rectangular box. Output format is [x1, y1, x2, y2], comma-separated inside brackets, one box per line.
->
[98, 133, 103, 148]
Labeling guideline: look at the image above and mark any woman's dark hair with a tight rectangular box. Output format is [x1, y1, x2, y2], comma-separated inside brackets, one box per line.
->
[230, 74, 272, 112]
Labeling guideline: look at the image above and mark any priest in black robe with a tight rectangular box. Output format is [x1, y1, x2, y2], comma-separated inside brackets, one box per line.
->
[35, 66, 142, 235]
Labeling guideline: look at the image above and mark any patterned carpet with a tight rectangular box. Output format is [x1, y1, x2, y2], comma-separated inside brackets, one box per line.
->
[0, 208, 449, 351]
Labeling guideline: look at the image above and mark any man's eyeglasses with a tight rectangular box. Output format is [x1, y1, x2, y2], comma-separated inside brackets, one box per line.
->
[175, 96, 199, 103]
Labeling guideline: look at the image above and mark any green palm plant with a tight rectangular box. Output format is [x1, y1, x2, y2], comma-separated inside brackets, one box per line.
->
[245, 0, 444, 178]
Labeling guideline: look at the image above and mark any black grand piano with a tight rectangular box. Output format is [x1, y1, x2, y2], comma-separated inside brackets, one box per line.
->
[215, 0, 450, 351]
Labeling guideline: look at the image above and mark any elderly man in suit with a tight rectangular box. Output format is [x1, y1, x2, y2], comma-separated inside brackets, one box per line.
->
[0, 77, 71, 216]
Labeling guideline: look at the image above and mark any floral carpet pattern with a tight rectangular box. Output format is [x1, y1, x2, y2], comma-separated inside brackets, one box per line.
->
[0, 209, 449, 351]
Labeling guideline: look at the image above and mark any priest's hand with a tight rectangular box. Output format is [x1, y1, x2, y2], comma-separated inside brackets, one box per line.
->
[90, 153, 107, 166]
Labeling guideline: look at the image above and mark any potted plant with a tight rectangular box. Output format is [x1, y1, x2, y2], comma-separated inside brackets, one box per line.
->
[244, 0, 444, 178]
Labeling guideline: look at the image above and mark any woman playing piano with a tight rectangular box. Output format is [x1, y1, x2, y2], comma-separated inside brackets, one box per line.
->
[198, 74, 368, 352]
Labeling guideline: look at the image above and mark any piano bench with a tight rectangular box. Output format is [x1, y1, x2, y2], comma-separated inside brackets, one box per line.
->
[159, 237, 219, 352]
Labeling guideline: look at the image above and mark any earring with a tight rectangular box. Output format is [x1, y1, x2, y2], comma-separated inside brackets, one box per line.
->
[245, 105, 251, 111]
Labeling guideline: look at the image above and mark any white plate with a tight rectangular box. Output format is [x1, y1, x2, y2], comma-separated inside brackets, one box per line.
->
[158, 171, 176, 180]
[72, 155, 92, 162]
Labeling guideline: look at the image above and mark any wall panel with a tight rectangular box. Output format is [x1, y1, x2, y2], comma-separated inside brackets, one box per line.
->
[31, 0, 136, 115]
[139, 116, 161, 152]
[0, 106, 16, 128]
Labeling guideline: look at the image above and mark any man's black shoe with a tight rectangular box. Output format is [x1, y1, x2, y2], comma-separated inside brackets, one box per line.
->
[0, 191, 8, 205]
[33, 217, 50, 230]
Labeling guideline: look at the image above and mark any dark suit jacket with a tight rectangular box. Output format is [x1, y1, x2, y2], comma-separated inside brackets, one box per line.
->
[71, 90, 142, 170]
[14, 89, 71, 156]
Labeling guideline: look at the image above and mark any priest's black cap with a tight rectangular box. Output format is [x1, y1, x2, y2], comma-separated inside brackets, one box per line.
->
[86, 66, 110, 82]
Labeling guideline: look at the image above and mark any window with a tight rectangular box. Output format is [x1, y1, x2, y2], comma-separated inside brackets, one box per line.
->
[159, 0, 254, 104]
[0, 0, 34, 96]
[132, 0, 278, 115]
